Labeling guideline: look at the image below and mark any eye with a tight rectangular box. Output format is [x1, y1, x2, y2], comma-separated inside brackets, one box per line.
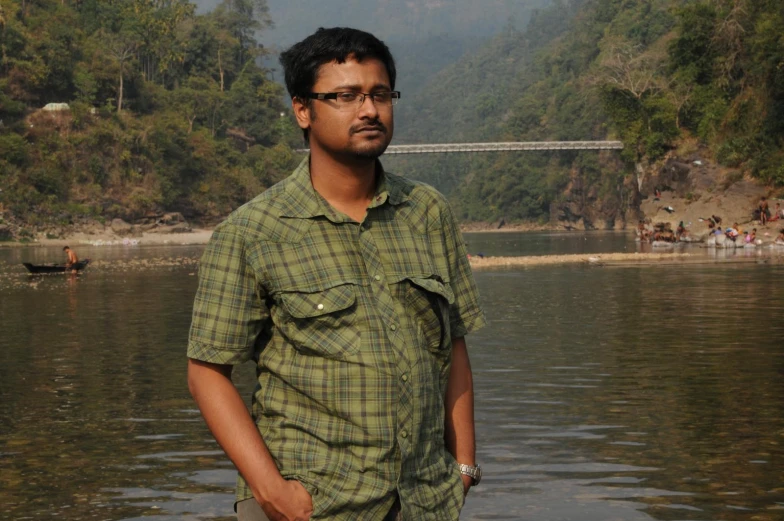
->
[373, 92, 392, 102]
[337, 92, 359, 103]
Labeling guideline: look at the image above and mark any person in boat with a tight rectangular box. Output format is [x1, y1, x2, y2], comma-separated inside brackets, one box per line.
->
[63, 246, 78, 270]
[186, 27, 485, 521]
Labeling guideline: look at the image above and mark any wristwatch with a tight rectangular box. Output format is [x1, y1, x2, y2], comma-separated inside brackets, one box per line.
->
[457, 463, 482, 486]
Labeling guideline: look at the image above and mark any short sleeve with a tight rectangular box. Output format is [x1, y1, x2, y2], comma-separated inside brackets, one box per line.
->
[438, 197, 487, 338]
[187, 222, 268, 365]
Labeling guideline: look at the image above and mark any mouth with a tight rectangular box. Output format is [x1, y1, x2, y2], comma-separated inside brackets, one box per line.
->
[351, 125, 386, 136]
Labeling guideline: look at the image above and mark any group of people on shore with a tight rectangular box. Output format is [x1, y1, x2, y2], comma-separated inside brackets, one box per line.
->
[636, 220, 690, 243]
[636, 195, 784, 246]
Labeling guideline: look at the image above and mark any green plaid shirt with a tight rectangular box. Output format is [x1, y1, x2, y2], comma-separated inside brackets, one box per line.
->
[188, 157, 486, 520]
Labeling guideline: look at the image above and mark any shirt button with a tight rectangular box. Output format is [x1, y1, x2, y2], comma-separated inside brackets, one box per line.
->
[390, 324, 397, 331]
[374, 275, 381, 281]
[316, 304, 324, 310]
[401, 374, 408, 382]
[400, 430, 408, 439]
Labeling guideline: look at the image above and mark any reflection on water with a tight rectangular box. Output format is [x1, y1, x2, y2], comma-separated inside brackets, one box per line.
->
[1, 239, 783, 521]
[465, 265, 784, 521]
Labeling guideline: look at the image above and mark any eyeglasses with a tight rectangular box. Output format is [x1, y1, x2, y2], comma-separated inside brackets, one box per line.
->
[305, 91, 401, 110]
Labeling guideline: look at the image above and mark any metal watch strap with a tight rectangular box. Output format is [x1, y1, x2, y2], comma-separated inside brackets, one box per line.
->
[457, 463, 481, 485]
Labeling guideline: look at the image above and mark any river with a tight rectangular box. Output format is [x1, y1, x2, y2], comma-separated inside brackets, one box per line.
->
[1, 232, 782, 521]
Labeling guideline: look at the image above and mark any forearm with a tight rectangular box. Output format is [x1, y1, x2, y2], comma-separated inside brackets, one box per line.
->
[444, 336, 475, 466]
[187, 359, 285, 500]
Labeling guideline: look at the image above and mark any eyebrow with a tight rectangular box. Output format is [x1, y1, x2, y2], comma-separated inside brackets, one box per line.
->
[329, 83, 391, 91]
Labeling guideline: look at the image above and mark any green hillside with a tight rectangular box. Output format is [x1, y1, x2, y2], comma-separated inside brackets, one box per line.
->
[0, 0, 300, 232]
[390, 0, 784, 224]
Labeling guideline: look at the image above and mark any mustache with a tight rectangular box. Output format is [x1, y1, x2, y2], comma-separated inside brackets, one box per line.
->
[349, 121, 387, 135]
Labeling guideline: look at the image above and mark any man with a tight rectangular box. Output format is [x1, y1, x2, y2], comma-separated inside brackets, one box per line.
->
[63, 246, 78, 270]
[759, 196, 769, 225]
[187, 27, 486, 521]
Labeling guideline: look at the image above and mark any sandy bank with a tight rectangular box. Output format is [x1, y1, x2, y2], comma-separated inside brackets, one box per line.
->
[2, 228, 216, 248]
[468, 252, 696, 268]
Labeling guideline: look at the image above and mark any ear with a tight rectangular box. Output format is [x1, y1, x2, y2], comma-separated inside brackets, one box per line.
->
[292, 98, 312, 131]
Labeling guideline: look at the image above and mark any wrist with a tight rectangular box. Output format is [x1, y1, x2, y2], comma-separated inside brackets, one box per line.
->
[250, 473, 287, 503]
[457, 463, 482, 486]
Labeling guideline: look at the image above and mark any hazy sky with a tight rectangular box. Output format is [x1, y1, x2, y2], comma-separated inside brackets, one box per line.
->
[194, 0, 549, 50]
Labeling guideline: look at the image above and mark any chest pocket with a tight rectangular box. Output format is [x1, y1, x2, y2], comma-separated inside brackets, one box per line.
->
[278, 283, 360, 360]
[406, 277, 455, 353]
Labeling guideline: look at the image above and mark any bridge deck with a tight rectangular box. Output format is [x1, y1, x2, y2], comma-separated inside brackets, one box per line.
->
[295, 141, 623, 154]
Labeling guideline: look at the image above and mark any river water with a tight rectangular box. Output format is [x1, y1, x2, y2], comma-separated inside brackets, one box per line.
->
[1, 232, 782, 521]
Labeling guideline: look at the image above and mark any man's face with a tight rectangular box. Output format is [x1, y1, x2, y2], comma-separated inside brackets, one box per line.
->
[294, 56, 394, 161]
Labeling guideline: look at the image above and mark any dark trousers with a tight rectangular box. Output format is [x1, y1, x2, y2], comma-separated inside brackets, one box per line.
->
[236, 496, 402, 521]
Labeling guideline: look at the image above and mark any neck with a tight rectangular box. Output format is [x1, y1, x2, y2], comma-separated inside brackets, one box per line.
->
[309, 146, 378, 213]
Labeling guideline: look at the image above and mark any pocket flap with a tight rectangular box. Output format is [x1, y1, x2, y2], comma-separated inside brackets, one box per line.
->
[281, 284, 356, 319]
[407, 277, 455, 305]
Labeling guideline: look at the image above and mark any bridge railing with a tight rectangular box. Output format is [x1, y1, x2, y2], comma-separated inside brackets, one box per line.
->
[295, 141, 623, 155]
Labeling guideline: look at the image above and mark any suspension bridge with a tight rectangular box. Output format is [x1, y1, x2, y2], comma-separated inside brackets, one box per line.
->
[295, 141, 623, 155]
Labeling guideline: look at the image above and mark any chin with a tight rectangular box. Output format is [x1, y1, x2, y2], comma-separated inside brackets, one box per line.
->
[350, 142, 390, 160]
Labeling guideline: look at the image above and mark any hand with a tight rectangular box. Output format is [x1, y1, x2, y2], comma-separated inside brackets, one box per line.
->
[258, 479, 313, 521]
[460, 474, 473, 497]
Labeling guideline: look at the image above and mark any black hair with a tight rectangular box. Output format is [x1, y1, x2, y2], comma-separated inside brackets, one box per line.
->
[63, 246, 70, 251]
[280, 27, 396, 143]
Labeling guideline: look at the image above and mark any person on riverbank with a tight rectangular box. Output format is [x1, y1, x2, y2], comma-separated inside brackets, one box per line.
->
[758, 196, 770, 225]
[187, 27, 486, 521]
[770, 202, 782, 222]
[63, 246, 78, 271]
[676, 221, 687, 241]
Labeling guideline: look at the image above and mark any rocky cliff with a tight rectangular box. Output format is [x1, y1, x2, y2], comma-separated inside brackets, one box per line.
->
[551, 148, 780, 236]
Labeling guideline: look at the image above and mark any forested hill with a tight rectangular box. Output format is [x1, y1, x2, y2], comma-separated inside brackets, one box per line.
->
[0, 0, 301, 234]
[388, 0, 784, 226]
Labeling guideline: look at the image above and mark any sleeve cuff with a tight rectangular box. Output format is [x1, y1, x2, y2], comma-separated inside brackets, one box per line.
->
[186, 340, 252, 366]
[450, 309, 488, 338]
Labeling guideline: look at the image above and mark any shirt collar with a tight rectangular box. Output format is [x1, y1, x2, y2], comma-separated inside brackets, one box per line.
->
[280, 155, 410, 220]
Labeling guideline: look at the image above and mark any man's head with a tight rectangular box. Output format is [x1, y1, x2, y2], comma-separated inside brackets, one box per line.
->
[63, 246, 70, 252]
[281, 27, 397, 159]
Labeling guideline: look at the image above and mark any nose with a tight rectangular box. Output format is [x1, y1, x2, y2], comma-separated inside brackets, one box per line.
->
[357, 94, 380, 119]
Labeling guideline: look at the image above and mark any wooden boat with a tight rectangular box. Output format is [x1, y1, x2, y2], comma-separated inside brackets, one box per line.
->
[22, 259, 91, 274]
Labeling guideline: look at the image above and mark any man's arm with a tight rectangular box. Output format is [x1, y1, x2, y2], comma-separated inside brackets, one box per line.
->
[444, 336, 476, 495]
[187, 359, 313, 521]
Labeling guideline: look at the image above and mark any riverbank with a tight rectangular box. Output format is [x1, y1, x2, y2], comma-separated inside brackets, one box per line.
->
[468, 252, 693, 268]
[1, 223, 564, 248]
[468, 251, 783, 268]
[0, 228, 215, 248]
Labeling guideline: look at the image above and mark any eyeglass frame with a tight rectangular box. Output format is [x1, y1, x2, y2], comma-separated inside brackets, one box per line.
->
[303, 91, 401, 109]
